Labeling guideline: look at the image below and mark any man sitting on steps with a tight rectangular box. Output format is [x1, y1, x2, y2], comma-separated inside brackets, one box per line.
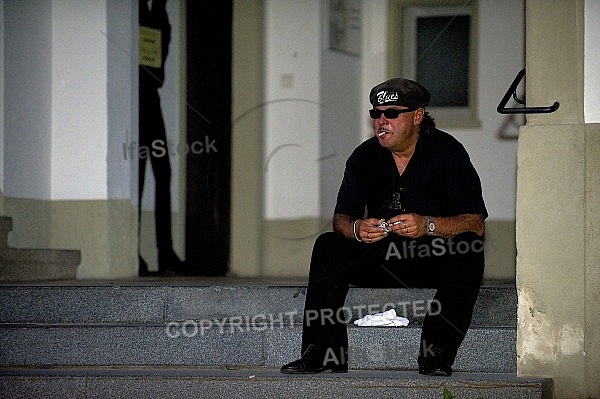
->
[280, 78, 487, 376]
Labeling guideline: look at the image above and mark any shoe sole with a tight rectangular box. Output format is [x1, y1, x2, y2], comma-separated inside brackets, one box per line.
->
[419, 370, 452, 377]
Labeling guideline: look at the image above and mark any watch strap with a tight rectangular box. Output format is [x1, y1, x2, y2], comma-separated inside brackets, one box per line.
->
[426, 216, 435, 235]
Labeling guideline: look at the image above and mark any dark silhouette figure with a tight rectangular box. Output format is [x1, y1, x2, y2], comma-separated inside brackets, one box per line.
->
[138, 0, 185, 276]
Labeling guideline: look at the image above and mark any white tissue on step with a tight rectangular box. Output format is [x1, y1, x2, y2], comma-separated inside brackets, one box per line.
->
[353, 308, 409, 327]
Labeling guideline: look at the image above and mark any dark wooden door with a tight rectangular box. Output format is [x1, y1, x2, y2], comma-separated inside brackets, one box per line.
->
[185, 1, 232, 275]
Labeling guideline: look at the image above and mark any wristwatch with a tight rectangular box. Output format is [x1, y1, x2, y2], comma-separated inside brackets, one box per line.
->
[426, 216, 436, 235]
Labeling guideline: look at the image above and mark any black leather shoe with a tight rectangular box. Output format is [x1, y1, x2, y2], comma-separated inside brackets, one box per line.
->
[418, 350, 452, 376]
[139, 256, 155, 277]
[140, 253, 187, 277]
[158, 250, 186, 273]
[280, 344, 348, 374]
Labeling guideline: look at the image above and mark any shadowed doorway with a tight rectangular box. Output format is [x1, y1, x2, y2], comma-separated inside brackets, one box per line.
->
[184, 1, 232, 276]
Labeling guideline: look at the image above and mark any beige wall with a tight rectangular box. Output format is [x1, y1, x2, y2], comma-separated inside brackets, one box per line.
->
[230, 0, 264, 277]
[1, 194, 185, 279]
[261, 219, 516, 280]
[517, 1, 599, 397]
[3, 196, 139, 279]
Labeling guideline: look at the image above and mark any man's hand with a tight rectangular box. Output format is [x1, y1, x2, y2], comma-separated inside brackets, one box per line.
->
[332, 214, 391, 243]
[355, 218, 389, 243]
[387, 213, 485, 238]
[387, 214, 428, 238]
[333, 213, 484, 242]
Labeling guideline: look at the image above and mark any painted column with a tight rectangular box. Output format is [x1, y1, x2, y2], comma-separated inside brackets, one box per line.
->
[516, 1, 600, 397]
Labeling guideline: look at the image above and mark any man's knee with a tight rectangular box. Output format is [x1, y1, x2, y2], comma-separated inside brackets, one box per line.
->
[442, 232, 485, 281]
[313, 232, 347, 251]
[444, 233, 485, 258]
[309, 232, 355, 278]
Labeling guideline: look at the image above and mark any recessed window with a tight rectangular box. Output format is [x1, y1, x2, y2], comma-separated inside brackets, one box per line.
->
[415, 14, 470, 107]
[389, 2, 480, 128]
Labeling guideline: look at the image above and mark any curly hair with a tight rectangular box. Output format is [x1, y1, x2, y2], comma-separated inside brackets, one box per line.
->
[420, 112, 436, 136]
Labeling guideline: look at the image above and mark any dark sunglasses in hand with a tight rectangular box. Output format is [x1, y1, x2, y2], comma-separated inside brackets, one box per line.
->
[369, 107, 417, 119]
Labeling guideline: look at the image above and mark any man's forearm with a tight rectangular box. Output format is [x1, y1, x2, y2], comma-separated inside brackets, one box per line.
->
[427, 214, 485, 238]
[333, 213, 356, 240]
[334, 212, 485, 241]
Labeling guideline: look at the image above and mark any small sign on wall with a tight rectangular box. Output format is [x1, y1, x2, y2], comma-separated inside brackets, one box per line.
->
[329, 0, 361, 56]
[139, 26, 162, 68]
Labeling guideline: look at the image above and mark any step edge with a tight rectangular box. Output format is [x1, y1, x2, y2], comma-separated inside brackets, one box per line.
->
[0, 247, 81, 264]
[0, 366, 552, 384]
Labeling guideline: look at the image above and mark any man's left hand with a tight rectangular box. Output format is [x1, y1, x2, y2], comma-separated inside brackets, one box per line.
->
[387, 213, 428, 238]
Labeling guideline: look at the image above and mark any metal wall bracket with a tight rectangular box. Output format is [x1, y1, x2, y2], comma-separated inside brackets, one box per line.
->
[497, 68, 560, 114]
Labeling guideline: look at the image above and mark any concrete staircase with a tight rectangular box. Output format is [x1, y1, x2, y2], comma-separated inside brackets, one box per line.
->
[0, 216, 80, 281]
[0, 278, 552, 398]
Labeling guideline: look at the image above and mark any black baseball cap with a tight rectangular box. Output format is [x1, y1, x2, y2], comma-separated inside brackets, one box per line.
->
[369, 78, 430, 109]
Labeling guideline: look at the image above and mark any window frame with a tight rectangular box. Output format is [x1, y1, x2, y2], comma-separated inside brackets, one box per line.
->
[387, 0, 481, 129]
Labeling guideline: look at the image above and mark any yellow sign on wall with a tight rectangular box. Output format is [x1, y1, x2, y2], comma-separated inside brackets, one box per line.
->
[139, 26, 162, 68]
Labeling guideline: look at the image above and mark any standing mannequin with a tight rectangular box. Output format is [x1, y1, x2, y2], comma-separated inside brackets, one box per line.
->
[138, 0, 185, 276]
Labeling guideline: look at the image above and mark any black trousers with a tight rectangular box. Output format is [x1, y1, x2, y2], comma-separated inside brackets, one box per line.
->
[138, 87, 174, 256]
[301, 231, 485, 366]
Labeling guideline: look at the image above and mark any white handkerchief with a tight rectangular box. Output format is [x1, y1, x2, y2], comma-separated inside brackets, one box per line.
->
[353, 308, 409, 327]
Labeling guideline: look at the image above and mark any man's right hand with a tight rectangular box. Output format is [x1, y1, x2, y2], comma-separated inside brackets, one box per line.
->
[354, 218, 388, 243]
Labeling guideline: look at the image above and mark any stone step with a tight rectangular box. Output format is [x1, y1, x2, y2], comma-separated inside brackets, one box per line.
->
[0, 282, 516, 327]
[0, 281, 517, 373]
[0, 324, 516, 372]
[0, 367, 553, 399]
[0, 215, 81, 281]
[0, 247, 81, 281]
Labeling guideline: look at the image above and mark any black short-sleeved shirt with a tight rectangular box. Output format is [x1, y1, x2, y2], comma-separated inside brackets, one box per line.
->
[334, 128, 487, 221]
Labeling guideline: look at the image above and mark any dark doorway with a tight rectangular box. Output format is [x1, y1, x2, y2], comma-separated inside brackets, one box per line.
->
[185, 1, 232, 276]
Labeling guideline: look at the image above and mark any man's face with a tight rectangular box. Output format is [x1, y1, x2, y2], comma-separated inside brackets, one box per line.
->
[371, 106, 424, 153]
